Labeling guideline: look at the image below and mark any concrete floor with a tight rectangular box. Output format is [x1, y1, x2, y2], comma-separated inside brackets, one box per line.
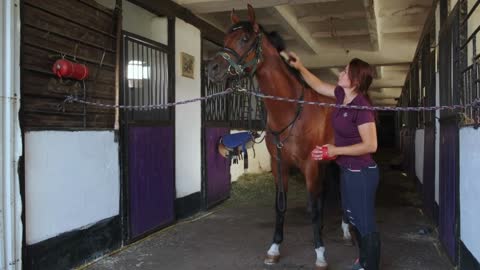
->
[86, 149, 453, 270]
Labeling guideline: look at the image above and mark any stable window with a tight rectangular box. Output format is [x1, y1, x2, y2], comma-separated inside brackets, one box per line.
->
[123, 34, 172, 122]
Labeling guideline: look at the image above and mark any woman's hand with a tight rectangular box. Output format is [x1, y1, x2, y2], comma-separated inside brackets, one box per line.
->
[286, 51, 304, 70]
[284, 51, 336, 97]
[311, 144, 337, 160]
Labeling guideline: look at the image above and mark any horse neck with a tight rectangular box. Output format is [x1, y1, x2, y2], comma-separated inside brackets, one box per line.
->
[255, 51, 303, 130]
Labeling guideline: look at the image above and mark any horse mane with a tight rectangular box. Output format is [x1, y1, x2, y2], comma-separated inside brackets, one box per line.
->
[228, 21, 306, 86]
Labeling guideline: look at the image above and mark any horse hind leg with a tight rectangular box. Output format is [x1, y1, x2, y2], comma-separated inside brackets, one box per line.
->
[342, 214, 353, 243]
[311, 192, 328, 269]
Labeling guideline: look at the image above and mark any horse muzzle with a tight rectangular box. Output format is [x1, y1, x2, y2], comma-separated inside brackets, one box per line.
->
[207, 56, 229, 82]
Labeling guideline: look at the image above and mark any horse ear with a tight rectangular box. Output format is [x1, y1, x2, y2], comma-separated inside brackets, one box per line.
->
[247, 4, 256, 24]
[231, 8, 240, 24]
[247, 4, 259, 32]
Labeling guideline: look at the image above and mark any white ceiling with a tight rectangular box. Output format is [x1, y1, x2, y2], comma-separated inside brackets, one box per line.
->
[177, 0, 433, 106]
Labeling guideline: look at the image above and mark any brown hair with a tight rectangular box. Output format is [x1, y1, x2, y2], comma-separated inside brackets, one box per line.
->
[348, 58, 374, 105]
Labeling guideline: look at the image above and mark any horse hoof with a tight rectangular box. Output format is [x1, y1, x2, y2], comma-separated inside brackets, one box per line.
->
[264, 254, 280, 265]
[315, 263, 328, 270]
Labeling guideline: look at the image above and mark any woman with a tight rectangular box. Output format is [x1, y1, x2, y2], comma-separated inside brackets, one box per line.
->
[288, 52, 381, 270]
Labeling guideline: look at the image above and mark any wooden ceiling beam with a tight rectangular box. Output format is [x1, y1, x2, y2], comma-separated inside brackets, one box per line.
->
[273, 5, 323, 55]
[363, 0, 380, 51]
[312, 29, 369, 38]
[308, 61, 411, 70]
[298, 11, 365, 23]
[174, 0, 339, 13]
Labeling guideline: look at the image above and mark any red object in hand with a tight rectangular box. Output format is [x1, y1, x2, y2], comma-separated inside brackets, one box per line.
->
[311, 145, 337, 161]
[320, 145, 337, 160]
[52, 59, 89, 80]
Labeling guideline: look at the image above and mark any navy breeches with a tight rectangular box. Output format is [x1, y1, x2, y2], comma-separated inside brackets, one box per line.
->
[340, 164, 379, 237]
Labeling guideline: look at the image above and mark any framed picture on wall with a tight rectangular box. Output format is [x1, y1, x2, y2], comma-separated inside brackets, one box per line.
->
[181, 52, 195, 79]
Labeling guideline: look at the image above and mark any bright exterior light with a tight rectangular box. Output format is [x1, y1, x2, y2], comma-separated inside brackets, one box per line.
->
[127, 60, 150, 80]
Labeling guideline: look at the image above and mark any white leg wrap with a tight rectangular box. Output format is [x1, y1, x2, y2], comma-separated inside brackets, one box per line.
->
[315, 246, 328, 267]
[267, 243, 280, 256]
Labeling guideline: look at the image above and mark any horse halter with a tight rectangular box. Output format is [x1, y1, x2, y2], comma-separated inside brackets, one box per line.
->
[216, 29, 263, 77]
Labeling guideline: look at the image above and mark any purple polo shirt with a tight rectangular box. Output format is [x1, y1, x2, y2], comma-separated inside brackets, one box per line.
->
[332, 86, 376, 170]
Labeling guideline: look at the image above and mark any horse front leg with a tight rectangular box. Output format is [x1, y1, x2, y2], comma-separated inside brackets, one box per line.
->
[306, 163, 328, 270]
[264, 159, 288, 265]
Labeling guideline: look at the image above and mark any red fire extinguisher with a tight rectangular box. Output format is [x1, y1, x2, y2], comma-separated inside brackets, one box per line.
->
[52, 59, 89, 80]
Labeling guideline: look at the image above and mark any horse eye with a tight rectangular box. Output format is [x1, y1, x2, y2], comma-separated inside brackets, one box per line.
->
[242, 35, 249, 42]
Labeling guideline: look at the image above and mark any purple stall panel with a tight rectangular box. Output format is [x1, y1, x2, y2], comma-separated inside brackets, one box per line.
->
[423, 127, 436, 221]
[129, 126, 175, 238]
[439, 122, 458, 263]
[205, 127, 231, 207]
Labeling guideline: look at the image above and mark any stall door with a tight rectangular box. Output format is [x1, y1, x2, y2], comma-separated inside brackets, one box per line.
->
[438, 6, 460, 262]
[423, 48, 437, 221]
[202, 63, 231, 208]
[123, 31, 175, 240]
[205, 127, 231, 207]
[423, 127, 436, 219]
[439, 122, 459, 262]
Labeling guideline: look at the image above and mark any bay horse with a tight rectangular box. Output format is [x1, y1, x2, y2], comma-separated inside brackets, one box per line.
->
[208, 5, 349, 269]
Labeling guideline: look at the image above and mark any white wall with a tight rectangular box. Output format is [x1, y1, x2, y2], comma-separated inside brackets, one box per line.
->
[459, 127, 480, 263]
[230, 130, 271, 182]
[1, 0, 23, 268]
[25, 131, 120, 245]
[175, 18, 202, 198]
[415, 129, 425, 184]
[450, 0, 460, 11]
[122, 0, 168, 45]
[94, 0, 169, 47]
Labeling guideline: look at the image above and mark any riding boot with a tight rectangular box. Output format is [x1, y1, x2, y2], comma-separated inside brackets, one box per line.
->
[360, 232, 381, 270]
[351, 226, 365, 270]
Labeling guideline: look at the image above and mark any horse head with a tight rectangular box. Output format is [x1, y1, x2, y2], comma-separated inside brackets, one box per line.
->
[207, 4, 286, 82]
